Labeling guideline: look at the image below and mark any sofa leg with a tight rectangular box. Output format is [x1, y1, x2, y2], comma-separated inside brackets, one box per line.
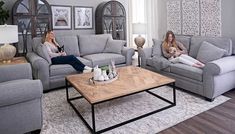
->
[205, 97, 214, 102]
[31, 129, 41, 134]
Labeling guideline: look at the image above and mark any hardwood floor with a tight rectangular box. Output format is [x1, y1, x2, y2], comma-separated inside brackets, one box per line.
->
[159, 89, 235, 134]
[132, 57, 235, 133]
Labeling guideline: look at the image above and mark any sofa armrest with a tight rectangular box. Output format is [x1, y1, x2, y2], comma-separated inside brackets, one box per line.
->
[121, 47, 135, 65]
[138, 47, 153, 67]
[203, 56, 235, 75]
[0, 79, 43, 107]
[26, 52, 50, 90]
[0, 63, 32, 83]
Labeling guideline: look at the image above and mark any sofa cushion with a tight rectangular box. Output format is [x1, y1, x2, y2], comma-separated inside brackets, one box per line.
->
[56, 36, 80, 56]
[79, 34, 112, 56]
[32, 37, 42, 52]
[190, 36, 232, 57]
[196, 41, 226, 63]
[50, 57, 92, 76]
[36, 43, 52, 64]
[83, 53, 125, 67]
[152, 39, 163, 57]
[103, 39, 126, 54]
[77, 57, 92, 67]
[175, 35, 191, 51]
[170, 63, 203, 81]
[146, 56, 171, 71]
[50, 64, 77, 77]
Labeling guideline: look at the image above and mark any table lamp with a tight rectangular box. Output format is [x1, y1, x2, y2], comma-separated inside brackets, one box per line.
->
[0, 25, 18, 63]
[133, 23, 146, 48]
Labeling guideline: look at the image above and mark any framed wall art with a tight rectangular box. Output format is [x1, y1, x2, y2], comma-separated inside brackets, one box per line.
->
[74, 6, 93, 29]
[51, 5, 72, 30]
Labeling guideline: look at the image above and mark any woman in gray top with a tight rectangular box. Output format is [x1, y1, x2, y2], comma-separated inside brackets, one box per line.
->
[162, 31, 205, 68]
[42, 30, 92, 73]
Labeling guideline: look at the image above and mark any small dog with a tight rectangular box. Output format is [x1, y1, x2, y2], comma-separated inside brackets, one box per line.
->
[168, 47, 177, 59]
[57, 45, 64, 52]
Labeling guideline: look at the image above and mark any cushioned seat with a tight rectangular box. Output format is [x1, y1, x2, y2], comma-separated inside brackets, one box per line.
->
[50, 57, 92, 76]
[83, 53, 126, 67]
[146, 57, 171, 72]
[50, 65, 76, 76]
[170, 63, 203, 81]
[77, 57, 92, 67]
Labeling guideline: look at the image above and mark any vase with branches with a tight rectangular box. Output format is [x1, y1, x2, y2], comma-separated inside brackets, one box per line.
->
[0, 1, 9, 25]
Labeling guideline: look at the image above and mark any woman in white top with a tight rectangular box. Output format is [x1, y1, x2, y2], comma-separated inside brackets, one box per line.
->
[42, 30, 92, 73]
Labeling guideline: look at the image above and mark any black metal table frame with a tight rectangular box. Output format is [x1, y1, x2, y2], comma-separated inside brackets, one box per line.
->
[66, 79, 176, 134]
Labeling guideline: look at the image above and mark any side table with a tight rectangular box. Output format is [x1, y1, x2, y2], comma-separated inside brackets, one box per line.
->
[0, 57, 28, 65]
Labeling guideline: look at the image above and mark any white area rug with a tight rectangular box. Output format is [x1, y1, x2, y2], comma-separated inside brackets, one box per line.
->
[41, 86, 229, 134]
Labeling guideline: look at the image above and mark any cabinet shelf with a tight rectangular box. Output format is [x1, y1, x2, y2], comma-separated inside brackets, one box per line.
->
[95, 1, 126, 40]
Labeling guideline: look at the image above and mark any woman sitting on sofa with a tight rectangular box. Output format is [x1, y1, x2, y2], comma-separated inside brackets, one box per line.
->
[42, 30, 92, 73]
[162, 31, 205, 68]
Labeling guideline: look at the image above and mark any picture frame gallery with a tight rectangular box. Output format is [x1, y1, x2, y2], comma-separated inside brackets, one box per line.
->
[51, 5, 93, 30]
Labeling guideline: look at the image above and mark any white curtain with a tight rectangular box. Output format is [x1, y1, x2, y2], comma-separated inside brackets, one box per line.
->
[128, 0, 159, 48]
[145, 0, 159, 47]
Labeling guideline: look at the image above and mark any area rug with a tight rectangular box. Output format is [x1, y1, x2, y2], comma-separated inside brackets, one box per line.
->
[41, 86, 229, 134]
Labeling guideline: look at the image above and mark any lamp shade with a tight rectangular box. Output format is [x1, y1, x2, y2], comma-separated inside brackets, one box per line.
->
[0, 25, 19, 44]
[132, 23, 146, 35]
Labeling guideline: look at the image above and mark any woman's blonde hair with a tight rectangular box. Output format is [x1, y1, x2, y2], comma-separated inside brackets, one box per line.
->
[41, 29, 53, 44]
[162, 31, 179, 52]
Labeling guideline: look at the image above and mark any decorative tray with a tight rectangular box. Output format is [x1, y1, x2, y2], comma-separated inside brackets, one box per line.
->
[89, 74, 118, 85]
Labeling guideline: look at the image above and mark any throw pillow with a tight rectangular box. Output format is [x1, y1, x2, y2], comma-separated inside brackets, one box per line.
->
[196, 41, 226, 63]
[152, 39, 163, 57]
[103, 39, 126, 54]
[36, 43, 52, 64]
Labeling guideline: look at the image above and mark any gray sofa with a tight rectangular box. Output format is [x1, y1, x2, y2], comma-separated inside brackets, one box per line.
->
[0, 63, 43, 134]
[27, 34, 134, 91]
[138, 36, 235, 101]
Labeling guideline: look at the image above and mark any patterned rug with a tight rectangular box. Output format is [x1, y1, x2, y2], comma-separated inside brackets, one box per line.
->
[41, 86, 229, 134]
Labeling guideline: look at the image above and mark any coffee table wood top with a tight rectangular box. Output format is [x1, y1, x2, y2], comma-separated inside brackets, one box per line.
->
[66, 66, 175, 104]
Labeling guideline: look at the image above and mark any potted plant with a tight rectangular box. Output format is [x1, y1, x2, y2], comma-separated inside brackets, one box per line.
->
[0, 1, 9, 25]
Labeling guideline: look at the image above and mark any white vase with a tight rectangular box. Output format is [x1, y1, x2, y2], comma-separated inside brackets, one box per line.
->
[93, 66, 102, 81]
[0, 44, 16, 62]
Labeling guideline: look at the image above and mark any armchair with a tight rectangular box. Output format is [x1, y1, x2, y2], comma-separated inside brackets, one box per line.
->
[0, 63, 43, 134]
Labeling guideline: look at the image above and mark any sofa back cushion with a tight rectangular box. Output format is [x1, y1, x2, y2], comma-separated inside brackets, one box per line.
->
[190, 36, 232, 58]
[36, 43, 52, 64]
[78, 34, 112, 56]
[103, 38, 126, 54]
[175, 35, 191, 51]
[196, 41, 226, 63]
[56, 36, 80, 56]
[32, 37, 51, 64]
[152, 39, 163, 57]
[32, 37, 42, 52]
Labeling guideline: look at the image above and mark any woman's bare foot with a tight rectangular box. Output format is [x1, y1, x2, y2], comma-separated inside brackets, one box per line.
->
[193, 62, 205, 68]
[196, 62, 205, 68]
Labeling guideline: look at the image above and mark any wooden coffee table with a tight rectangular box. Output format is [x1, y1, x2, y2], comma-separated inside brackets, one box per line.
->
[66, 66, 176, 134]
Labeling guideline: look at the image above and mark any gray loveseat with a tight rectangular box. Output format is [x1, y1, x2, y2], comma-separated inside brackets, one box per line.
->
[139, 36, 235, 101]
[27, 34, 134, 91]
[0, 63, 43, 134]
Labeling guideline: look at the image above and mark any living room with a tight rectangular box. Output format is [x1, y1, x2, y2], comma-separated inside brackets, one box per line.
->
[0, 0, 235, 134]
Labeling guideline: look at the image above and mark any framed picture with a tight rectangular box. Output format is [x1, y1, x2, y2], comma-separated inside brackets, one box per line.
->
[51, 5, 72, 30]
[74, 6, 93, 29]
